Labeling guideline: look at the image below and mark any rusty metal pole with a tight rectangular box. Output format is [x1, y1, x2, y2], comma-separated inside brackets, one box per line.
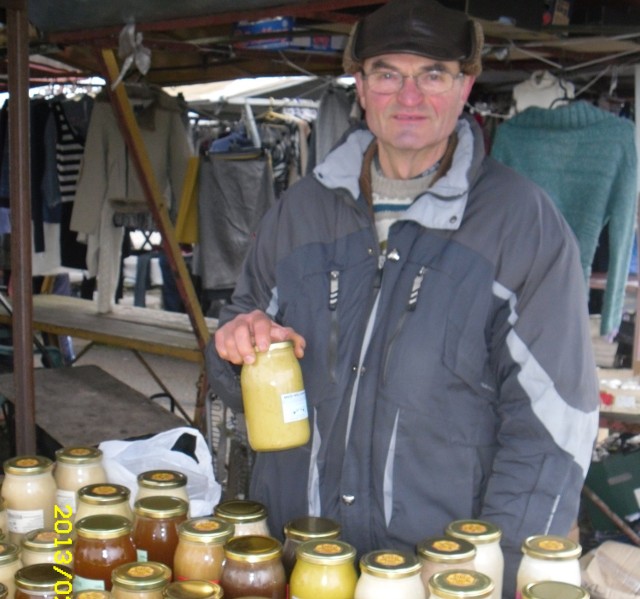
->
[6, 0, 37, 454]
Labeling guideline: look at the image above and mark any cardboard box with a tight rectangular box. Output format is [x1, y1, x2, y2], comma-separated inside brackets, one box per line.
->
[583, 449, 640, 532]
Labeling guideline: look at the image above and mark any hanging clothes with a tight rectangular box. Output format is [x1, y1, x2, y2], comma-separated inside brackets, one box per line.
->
[491, 100, 637, 336]
[510, 70, 575, 113]
[71, 85, 193, 313]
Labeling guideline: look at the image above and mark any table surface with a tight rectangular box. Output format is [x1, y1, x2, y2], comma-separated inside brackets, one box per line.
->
[0, 295, 217, 362]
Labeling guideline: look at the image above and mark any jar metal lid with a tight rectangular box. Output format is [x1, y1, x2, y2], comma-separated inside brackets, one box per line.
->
[22, 529, 61, 552]
[15, 563, 73, 591]
[178, 516, 234, 543]
[0, 542, 20, 565]
[284, 516, 341, 542]
[224, 535, 282, 563]
[134, 496, 189, 519]
[78, 483, 130, 505]
[214, 499, 267, 523]
[522, 581, 589, 599]
[445, 520, 502, 544]
[417, 536, 477, 563]
[55, 446, 103, 464]
[76, 514, 133, 539]
[359, 550, 422, 579]
[72, 591, 112, 599]
[521, 535, 582, 560]
[163, 580, 224, 599]
[138, 470, 188, 489]
[428, 569, 494, 598]
[296, 539, 356, 565]
[3, 455, 53, 475]
[112, 561, 171, 591]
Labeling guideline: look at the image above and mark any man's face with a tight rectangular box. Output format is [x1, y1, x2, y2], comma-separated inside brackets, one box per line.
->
[355, 53, 475, 174]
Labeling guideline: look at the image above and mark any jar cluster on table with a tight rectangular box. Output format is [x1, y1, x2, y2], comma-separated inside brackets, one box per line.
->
[1, 450, 589, 598]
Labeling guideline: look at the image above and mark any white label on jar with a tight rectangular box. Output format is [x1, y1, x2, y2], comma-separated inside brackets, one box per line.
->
[7, 508, 44, 533]
[137, 548, 148, 561]
[281, 390, 308, 423]
[73, 575, 106, 591]
[56, 489, 77, 513]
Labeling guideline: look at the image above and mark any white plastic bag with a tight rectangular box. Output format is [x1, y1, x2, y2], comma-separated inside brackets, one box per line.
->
[99, 426, 221, 517]
[580, 540, 640, 599]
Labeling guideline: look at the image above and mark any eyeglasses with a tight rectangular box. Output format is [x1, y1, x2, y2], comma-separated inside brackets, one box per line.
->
[362, 68, 464, 95]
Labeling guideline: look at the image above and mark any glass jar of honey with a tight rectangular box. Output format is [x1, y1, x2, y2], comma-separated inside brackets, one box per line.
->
[73, 590, 112, 599]
[354, 550, 426, 599]
[445, 519, 503, 599]
[76, 484, 134, 523]
[1, 456, 57, 545]
[0, 582, 7, 599]
[516, 535, 582, 598]
[14, 563, 73, 599]
[74, 514, 138, 591]
[522, 580, 589, 599]
[282, 516, 341, 581]
[219, 535, 286, 599]
[429, 569, 494, 599]
[173, 517, 234, 584]
[135, 471, 190, 507]
[0, 541, 23, 598]
[55, 447, 107, 517]
[289, 539, 357, 599]
[240, 341, 310, 451]
[111, 561, 171, 599]
[417, 535, 477, 596]
[20, 529, 63, 566]
[163, 581, 224, 599]
[213, 499, 270, 537]
[132, 496, 189, 570]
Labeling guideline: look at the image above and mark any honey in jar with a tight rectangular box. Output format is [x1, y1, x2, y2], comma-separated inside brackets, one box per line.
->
[219, 535, 286, 599]
[76, 484, 134, 523]
[73, 514, 137, 591]
[14, 563, 73, 599]
[429, 569, 494, 599]
[417, 535, 477, 596]
[282, 516, 341, 581]
[132, 496, 188, 570]
[240, 341, 310, 451]
[0, 541, 23, 598]
[173, 517, 234, 583]
[163, 581, 224, 599]
[213, 499, 269, 537]
[111, 561, 172, 599]
[135, 471, 190, 507]
[1, 456, 57, 545]
[20, 529, 64, 567]
[55, 447, 107, 518]
[72, 591, 112, 599]
[354, 550, 426, 599]
[0, 582, 7, 599]
[289, 539, 357, 599]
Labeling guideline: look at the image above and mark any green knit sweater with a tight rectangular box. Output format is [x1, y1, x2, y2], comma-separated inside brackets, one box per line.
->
[491, 100, 637, 336]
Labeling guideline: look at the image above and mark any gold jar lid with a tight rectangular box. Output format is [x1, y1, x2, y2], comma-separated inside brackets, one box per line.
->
[521, 535, 582, 560]
[429, 569, 494, 599]
[3, 455, 53, 475]
[55, 446, 103, 464]
[178, 516, 234, 544]
[0, 582, 7, 599]
[73, 591, 112, 599]
[296, 540, 356, 566]
[359, 550, 422, 579]
[522, 581, 589, 599]
[284, 516, 341, 542]
[112, 562, 171, 591]
[224, 535, 282, 563]
[163, 580, 224, 599]
[417, 536, 477, 563]
[0, 542, 20, 565]
[22, 529, 61, 552]
[78, 483, 130, 505]
[76, 514, 133, 539]
[445, 520, 502, 544]
[214, 499, 267, 524]
[134, 496, 189, 519]
[15, 563, 73, 591]
[138, 470, 188, 490]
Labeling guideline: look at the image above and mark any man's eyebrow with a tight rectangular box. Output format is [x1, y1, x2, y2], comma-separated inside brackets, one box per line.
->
[367, 58, 448, 72]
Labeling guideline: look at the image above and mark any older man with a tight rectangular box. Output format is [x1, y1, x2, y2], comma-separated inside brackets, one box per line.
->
[207, 0, 599, 596]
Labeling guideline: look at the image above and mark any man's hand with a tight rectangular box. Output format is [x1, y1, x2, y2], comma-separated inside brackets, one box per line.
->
[214, 310, 306, 365]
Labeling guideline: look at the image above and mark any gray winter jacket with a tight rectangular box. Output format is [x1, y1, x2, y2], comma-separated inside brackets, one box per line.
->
[207, 115, 599, 597]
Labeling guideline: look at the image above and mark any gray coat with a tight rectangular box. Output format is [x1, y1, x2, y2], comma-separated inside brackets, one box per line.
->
[207, 115, 599, 597]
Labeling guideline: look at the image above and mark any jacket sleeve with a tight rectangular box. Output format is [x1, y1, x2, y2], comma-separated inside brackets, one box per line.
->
[479, 189, 600, 597]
